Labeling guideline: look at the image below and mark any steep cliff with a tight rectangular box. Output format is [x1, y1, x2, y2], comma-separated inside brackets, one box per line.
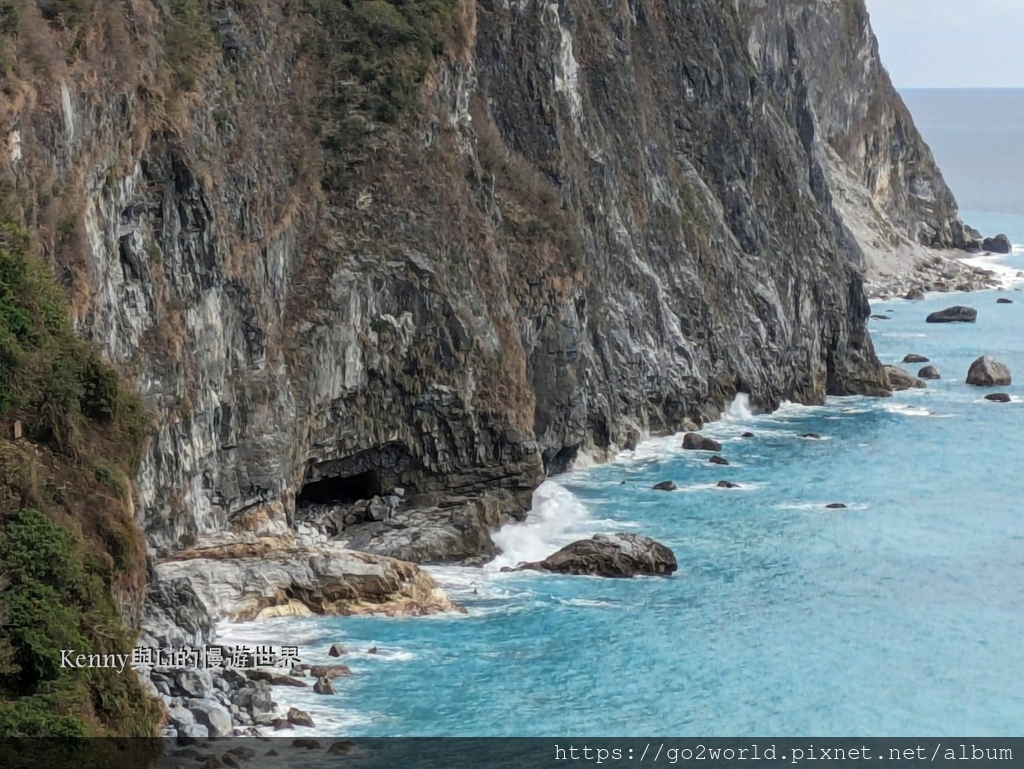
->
[744, 0, 995, 296]
[0, 0, 914, 571]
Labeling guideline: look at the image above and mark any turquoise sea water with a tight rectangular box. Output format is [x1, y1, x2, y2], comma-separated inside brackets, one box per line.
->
[226, 91, 1024, 736]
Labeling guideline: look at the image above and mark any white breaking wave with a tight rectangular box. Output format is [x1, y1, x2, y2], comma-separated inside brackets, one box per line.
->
[724, 392, 755, 421]
[486, 479, 595, 572]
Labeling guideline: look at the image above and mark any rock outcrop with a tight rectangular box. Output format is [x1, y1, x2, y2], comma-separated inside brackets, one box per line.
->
[512, 534, 677, 578]
[682, 433, 723, 452]
[154, 543, 460, 620]
[884, 366, 927, 391]
[966, 357, 1012, 387]
[927, 306, 978, 323]
[983, 234, 1012, 254]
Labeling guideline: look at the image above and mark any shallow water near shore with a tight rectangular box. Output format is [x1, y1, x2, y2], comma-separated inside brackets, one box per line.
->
[226, 266, 1024, 736]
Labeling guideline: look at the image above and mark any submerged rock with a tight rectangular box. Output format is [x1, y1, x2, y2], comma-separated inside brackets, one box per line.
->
[884, 366, 927, 390]
[652, 480, 677, 491]
[966, 356, 1012, 386]
[287, 707, 315, 728]
[514, 534, 677, 578]
[825, 503, 847, 509]
[918, 365, 941, 380]
[985, 393, 1012, 403]
[717, 480, 739, 489]
[997, 297, 1013, 304]
[313, 676, 336, 695]
[926, 306, 977, 323]
[800, 433, 822, 439]
[308, 664, 352, 680]
[740, 432, 755, 438]
[709, 455, 730, 465]
[682, 432, 722, 451]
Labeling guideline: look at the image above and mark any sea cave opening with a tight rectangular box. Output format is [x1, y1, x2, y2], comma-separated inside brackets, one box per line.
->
[296, 470, 380, 507]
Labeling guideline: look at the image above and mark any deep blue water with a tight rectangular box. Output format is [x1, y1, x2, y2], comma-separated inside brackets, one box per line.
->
[226, 91, 1024, 736]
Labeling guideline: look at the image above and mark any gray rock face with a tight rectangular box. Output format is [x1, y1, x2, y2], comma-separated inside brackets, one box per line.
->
[884, 366, 927, 391]
[140, 578, 215, 649]
[966, 356, 1012, 387]
[927, 306, 978, 323]
[682, 433, 722, 452]
[514, 534, 677, 578]
[3, 0, 913, 565]
[918, 365, 941, 380]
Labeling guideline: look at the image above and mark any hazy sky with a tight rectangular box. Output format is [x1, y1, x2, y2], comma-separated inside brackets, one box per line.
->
[866, 0, 1024, 88]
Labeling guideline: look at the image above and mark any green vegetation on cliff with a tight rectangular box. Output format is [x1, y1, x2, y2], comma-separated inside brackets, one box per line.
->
[0, 220, 159, 740]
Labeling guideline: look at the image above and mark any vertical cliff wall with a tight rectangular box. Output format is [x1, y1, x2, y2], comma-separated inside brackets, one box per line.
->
[0, 0, 956, 560]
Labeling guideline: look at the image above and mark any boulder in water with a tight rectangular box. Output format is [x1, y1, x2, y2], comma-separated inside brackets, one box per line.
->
[709, 455, 729, 465]
[327, 643, 347, 657]
[652, 480, 677, 491]
[825, 503, 847, 509]
[884, 366, 927, 391]
[966, 356, 1012, 386]
[740, 431, 755, 438]
[918, 365, 941, 380]
[287, 707, 315, 728]
[716, 480, 739, 489]
[983, 234, 1012, 254]
[800, 433, 822, 439]
[997, 297, 1013, 304]
[313, 676, 336, 695]
[903, 353, 929, 363]
[514, 533, 677, 578]
[985, 393, 1012, 403]
[926, 306, 977, 323]
[682, 432, 721, 451]
[905, 288, 926, 300]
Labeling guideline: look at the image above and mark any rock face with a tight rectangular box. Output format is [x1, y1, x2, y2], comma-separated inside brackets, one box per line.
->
[682, 433, 723, 452]
[514, 534, 677, 578]
[154, 543, 460, 620]
[884, 366, 927, 391]
[927, 306, 978, 323]
[0, 0, 914, 565]
[966, 357, 1012, 387]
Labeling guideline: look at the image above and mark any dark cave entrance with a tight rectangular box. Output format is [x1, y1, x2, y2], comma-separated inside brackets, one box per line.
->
[296, 470, 380, 507]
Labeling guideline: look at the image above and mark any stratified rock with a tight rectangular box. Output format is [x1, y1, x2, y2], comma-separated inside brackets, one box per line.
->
[682, 433, 722, 452]
[985, 393, 1012, 403]
[652, 481, 677, 491]
[983, 234, 1012, 254]
[287, 707, 315, 728]
[313, 676, 336, 695]
[884, 366, 927, 390]
[709, 455, 729, 465]
[918, 365, 941, 380]
[515, 534, 677, 578]
[926, 306, 977, 323]
[154, 543, 461, 620]
[327, 643, 347, 657]
[997, 297, 1013, 304]
[966, 356, 1012, 386]
[903, 354, 929, 363]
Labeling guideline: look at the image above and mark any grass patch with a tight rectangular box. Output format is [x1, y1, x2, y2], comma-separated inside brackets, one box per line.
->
[301, 0, 463, 193]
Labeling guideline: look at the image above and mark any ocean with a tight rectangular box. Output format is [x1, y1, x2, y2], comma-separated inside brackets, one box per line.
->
[225, 89, 1024, 736]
